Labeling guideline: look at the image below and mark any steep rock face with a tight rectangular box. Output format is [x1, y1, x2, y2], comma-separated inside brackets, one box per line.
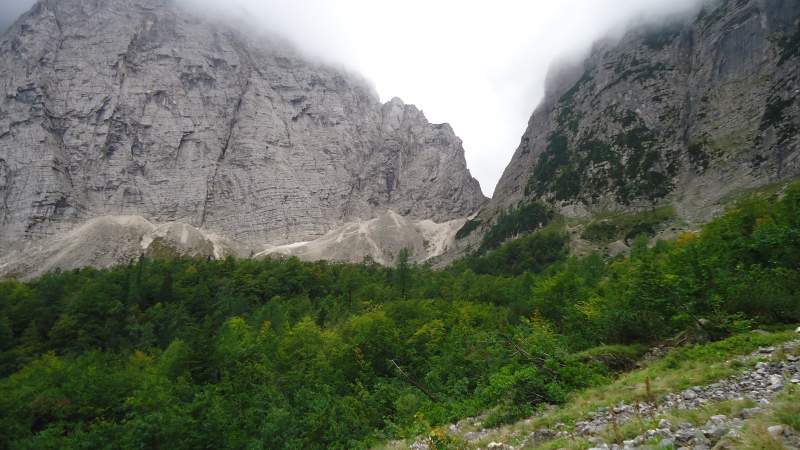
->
[0, 0, 485, 259]
[485, 0, 800, 223]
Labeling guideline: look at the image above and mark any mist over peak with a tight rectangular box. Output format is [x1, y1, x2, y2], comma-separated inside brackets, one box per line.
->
[1, 0, 708, 195]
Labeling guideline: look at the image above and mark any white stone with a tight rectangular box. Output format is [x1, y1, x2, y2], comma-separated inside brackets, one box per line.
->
[709, 415, 727, 425]
[767, 425, 784, 437]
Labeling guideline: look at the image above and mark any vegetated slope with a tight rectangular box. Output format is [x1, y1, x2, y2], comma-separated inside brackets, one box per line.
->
[462, 0, 800, 253]
[2, 181, 800, 449]
[397, 331, 800, 450]
[0, 0, 485, 269]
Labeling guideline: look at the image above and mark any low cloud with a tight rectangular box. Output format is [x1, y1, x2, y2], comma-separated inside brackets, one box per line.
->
[2, 0, 707, 195]
[179, 0, 705, 195]
[0, 0, 35, 33]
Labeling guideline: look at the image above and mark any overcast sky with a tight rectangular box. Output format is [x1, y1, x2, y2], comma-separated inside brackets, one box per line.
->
[1, 0, 704, 196]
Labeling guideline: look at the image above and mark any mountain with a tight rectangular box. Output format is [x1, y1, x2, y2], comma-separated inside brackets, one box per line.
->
[0, 0, 485, 275]
[470, 0, 799, 249]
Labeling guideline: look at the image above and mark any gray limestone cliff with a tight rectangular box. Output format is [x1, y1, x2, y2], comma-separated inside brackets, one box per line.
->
[481, 0, 799, 229]
[0, 0, 485, 270]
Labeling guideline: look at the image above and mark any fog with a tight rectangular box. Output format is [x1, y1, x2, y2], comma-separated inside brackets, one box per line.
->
[1, 0, 706, 196]
[0, 0, 33, 32]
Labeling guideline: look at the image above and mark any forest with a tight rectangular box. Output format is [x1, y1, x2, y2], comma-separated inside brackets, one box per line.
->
[1, 184, 800, 449]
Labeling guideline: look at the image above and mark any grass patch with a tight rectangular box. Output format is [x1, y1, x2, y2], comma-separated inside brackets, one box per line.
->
[737, 423, 787, 450]
[581, 206, 676, 244]
[716, 385, 800, 448]
[526, 436, 590, 450]
[772, 385, 800, 431]
[599, 417, 658, 445]
[665, 399, 756, 426]
[706, 128, 752, 157]
[718, 180, 789, 206]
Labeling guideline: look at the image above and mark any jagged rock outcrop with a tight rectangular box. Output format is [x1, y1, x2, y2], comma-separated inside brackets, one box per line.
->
[0, 0, 485, 271]
[483, 0, 799, 225]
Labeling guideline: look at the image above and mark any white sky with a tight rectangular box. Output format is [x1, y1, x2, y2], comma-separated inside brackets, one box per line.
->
[2, 0, 704, 196]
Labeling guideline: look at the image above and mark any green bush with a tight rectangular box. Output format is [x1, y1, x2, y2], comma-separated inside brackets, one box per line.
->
[480, 202, 553, 252]
[455, 219, 482, 240]
[576, 344, 649, 373]
[457, 227, 569, 276]
[581, 206, 676, 244]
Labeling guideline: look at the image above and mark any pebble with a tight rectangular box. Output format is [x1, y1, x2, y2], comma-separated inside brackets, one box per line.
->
[767, 425, 784, 437]
[725, 428, 742, 440]
[709, 415, 727, 425]
[463, 431, 487, 441]
[739, 407, 762, 419]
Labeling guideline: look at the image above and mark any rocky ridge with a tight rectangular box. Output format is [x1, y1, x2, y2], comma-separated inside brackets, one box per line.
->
[467, 0, 800, 252]
[0, 0, 485, 274]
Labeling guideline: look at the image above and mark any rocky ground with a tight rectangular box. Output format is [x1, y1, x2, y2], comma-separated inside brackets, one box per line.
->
[407, 338, 800, 450]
